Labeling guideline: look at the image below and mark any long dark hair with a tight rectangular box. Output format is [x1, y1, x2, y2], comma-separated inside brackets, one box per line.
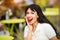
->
[25, 4, 57, 33]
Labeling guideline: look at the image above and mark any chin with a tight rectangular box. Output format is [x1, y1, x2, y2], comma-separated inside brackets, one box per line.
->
[29, 22, 33, 25]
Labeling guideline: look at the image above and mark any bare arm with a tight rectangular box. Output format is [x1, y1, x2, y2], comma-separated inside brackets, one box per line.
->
[50, 36, 58, 40]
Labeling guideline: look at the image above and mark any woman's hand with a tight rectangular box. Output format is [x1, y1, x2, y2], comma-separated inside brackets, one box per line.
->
[25, 16, 33, 31]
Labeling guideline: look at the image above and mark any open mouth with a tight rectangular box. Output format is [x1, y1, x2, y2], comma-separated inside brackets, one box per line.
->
[27, 17, 33, 22]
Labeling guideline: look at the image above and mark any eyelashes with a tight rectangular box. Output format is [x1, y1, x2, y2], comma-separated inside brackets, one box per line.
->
[26, 12, 34, 15]
[31, 12, 34, 14]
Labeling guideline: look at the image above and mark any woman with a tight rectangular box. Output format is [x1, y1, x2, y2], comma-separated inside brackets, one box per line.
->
[24, 4, 58, 40]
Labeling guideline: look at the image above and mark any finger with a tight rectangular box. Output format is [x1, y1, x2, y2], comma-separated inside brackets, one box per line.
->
[26, 17, 29, 25]
[25, 16, 29, 25]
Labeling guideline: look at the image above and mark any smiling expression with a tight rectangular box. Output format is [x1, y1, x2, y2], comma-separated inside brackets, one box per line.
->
[25, 8, 39, 25]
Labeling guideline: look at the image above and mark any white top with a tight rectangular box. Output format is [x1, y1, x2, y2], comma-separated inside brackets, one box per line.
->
[24, 23, 56, 40]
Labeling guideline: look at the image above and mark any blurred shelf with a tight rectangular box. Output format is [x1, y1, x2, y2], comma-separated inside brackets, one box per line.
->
[43, 8, 59, 16]
[0, 18, 25, 23]
[0, 36, 14, 40]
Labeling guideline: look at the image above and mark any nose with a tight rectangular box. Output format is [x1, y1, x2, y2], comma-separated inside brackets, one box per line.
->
[27, 13, 32, 17]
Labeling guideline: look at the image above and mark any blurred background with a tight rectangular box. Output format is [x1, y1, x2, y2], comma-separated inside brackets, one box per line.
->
[0, 0, 60, 40]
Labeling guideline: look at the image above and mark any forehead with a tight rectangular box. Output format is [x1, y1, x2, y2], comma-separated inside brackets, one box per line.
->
[26, 8, 38, 15]
[27, 8, 36, 12]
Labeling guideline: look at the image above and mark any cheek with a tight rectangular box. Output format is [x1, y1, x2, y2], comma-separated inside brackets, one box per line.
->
[34, 18, 38, 21]
[33, 16, 38, 21]
[25, 15, 28, 18]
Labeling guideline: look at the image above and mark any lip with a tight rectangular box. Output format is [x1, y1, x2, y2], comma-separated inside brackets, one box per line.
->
[27, 17, 33, 22]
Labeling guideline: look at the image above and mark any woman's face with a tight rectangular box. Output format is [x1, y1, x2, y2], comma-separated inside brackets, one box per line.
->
[25, 8, 39, 25]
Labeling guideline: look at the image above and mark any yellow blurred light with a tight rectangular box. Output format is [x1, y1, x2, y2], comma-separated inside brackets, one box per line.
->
[43, 8, 59, 16]
[0, 36, 14, 40]
[0, 18, 25, 23]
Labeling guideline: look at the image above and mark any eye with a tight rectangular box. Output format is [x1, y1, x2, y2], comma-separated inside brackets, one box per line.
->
[31, 12, 34, 14]
[26, 12, 29, 14]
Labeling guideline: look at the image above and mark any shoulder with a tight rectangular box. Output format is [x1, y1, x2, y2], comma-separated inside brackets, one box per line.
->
[36, 23, 53, 30]
[41, 23, 51, 26]
[36, 23, 52, 29]
[25, 26, 28, 29]
[40, 23, 53, 28]
[24, 26, 29, 31]
[40, 23, 56, 39]
[39, 23, 55, 31]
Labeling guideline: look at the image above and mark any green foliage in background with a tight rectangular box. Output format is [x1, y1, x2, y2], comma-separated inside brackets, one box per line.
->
[5, 22, 25, 40]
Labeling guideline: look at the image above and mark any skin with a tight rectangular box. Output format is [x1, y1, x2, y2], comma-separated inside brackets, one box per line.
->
[24, 8, 58, 40]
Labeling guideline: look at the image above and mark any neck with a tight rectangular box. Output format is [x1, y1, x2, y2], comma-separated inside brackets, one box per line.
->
[32, 21, 38, 32]
[33, 21, 38, 27]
